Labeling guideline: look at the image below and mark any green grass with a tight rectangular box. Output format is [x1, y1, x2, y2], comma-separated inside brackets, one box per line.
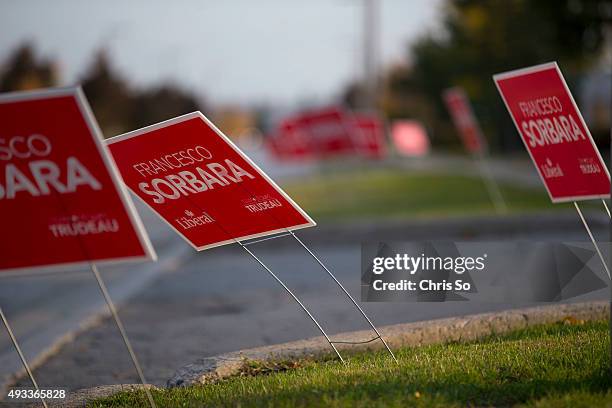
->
[281, 168, 567, 220]
[91, 319, 611, 407]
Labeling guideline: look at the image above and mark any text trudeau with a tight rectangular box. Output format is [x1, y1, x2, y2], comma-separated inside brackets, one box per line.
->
[132, 145, 255, 204]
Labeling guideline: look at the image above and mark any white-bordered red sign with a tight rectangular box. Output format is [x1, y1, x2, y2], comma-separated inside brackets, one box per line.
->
[296, 106, 357, 157]
[269, 107, 389, 160]
[107, 112, 315, 251]
[494, 62, 610, 203]
[0, 87, 156, 272]
[443, 87, 487, 154]
[352, 113, 387, 159]
[270, 106, 360, 160]
[268, 118, 314, 161]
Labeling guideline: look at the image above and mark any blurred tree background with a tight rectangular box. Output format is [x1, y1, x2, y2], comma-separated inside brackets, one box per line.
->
[1, 0, 610, 148]
[378, 0, 612, 152]
[0, 44, 204, 137]
[0, 45, 58, 92]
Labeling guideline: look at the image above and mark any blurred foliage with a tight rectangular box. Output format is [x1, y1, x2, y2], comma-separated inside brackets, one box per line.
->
[0, 45, 204, 137]
[80, 51, 135, 136]
[381, 0, 612, 151]
[81, 50, 202, 136]
[0, 44, 58, 92]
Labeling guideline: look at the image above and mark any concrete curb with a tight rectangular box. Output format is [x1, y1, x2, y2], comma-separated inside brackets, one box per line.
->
[167, 301, 609, 387]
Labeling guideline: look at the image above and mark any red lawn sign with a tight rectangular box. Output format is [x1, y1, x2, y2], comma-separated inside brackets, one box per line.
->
[494, 62, 610, 202]
[0, 87, 155, 272]
[269, 107, 387, 160]
[295, 106, 357, 158]
[268, 118, 314, 161]
[443, 87, 487, 154]
[352, 113, 387, 159]
[107, 112, 315, 251]
[269, 106, 360, 160]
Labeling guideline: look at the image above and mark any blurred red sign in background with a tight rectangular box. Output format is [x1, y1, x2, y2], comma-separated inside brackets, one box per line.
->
[268, 118, 314, 161]
[391, 120, 430, 157]
[267, 106, 387, 161]
[352, 113, 387, 159]
[0, 87, 155, 272]
[296, 107, 356, 157]
[443, 87, 487, 154]
[494, 62, 610, 203]
[108, 112, 315, 251]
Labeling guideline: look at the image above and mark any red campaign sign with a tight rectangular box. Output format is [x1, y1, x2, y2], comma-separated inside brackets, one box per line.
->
[0, 87, 155, 272]
[352, 113, 387, 159]
[391, 120, 430, 157]
[287, 107, 357, 158]
[107, 112, 315, 250]
[266, 134, 287, 160]
[443, 87, 487, 154]
[494, 62, 610, 202]
[268, 119, 313, 161]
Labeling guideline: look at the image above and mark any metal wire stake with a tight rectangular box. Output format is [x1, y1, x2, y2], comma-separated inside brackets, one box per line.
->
[289, 231, 398, 363]
[0, 307, 48, 408]
[90, 264, 157, 408]
[475, 155, 508, 214]
[241, 232, 292, 246]
[239, 243, 345, 363]
[602, 199, 610, 219]
[574, 202, 611, 280]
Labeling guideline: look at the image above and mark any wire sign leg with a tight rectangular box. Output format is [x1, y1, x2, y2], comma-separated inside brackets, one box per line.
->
[602, 199, 610, 219]
[574, 202, 611, 280]
[239, 243, 345, 363]
[90, 264, 157, 408]
[475, 155, 508, 214]
[0, 307, 48, 408]
[600, 197, 612, 370]
[289, 232, 398, 363]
